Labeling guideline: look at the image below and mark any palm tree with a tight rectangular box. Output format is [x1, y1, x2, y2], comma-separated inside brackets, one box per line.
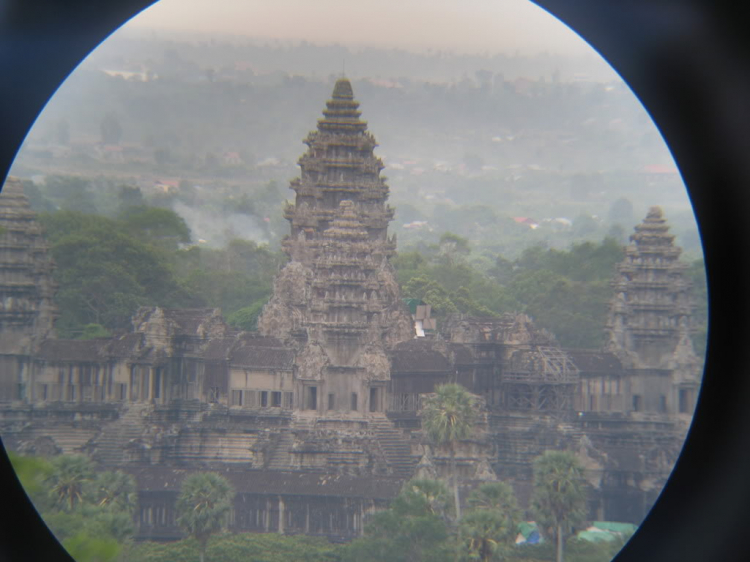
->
[460, 509, 515, 562]
[461, 482, 522, 562]
[466, 482, 521, 516]
[531, 450, 587, 562]
[88, 470, 136, 512]
[48, 455, 94, 511]
[396, 478, 454, 519]
[175, 472, 235, 562]
[420, 383, 475, 520]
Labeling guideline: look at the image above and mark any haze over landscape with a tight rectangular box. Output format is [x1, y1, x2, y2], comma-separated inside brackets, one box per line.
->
[3, 2, 707, 561]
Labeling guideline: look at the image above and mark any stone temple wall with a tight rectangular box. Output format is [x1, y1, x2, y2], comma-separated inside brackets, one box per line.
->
[0, 81, 703, 539]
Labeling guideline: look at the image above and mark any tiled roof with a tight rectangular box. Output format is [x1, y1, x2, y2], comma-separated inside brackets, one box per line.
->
[203, 337, 237, 361]
[107, 333, 144, 358]
[391, 339, 450, 373]
[230, 336, 294, 369]
[566, 350, 623, 374]
[38, 339, 110, 362]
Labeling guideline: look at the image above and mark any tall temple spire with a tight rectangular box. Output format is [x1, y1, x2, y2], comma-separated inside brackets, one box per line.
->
[605, 206, 698, 372]
[259, 78, 413, 416]
[0, 177, 57, 351]
[283, 77, 392, 246]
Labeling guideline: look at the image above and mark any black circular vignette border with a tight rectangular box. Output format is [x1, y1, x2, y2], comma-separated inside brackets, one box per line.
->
[1, 1, 749, 560]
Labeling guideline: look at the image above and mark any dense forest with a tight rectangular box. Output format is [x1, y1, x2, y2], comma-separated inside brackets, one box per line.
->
[23, 175, 707, 356]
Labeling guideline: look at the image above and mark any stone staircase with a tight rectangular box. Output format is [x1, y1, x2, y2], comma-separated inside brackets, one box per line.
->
[266, 430, 294, 470]
[91, 404, 150, 467]
[42, 427, 98, 455]
[369, 418, 417, 478]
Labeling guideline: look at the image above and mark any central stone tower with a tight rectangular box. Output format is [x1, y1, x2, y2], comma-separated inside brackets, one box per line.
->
[259, 78, 413, 417]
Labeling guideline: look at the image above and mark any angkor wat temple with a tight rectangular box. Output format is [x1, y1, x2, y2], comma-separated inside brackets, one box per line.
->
[0, 78, 703, 541]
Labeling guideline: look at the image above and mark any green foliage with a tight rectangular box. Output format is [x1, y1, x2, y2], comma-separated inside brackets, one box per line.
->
[47, 455, 95, 511]
[8, 452, 140, 561]
[403, 276, 459, 316]
[86, 470, 137, 512]
[226, 299, 267, 331]
[8, 451, 54, 509]
[460, 509, 515, 562]
[467, 482, 521, 516]
[421, 384, 476, 446]
[460, 482, 522, 562]
[342, 478, 454, 562]
[50, 223, 179, 334]
[439, 231, 471, 260]
[396, 236, 624, 348]
[531, 451, 587, 562]
[63, 532, 122, 562]
[79, 324, 112, 340]
[174, 239, 281, 318]
[45, 505, 133, 558]
[36, 206, 282, 337]
[118, 205, 192, 249]
[128, 534, 338, 562]
[421, 384, 476, 520]
[508, 534, 631, 562]
[179, 269, 270, 316]
[394, 478, 454, 519]
[175, 472, 235, 561]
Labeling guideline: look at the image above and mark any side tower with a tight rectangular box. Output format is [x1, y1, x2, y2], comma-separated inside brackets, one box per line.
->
[259, 78, 413, 417]
[0, 177, 58, 400]
[605, 206, 702, 415]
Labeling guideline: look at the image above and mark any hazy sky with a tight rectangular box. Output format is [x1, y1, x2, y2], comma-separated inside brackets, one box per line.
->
[126, 0, 596, 56]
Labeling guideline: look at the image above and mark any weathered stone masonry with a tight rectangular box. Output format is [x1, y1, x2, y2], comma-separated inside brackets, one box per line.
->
[0, 79, 703, 539]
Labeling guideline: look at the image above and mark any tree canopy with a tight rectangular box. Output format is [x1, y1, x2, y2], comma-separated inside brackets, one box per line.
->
[531, 451, 588, 562]
[342, 478, 453, 562]
[421, 383, 476, 520]
[10, 453, 138, 562]
[37, 207, 281, 338]
[175, 472, 235, 562]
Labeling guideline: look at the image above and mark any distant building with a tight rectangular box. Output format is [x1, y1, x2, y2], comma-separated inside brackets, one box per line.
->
[0, 79, 702, 539]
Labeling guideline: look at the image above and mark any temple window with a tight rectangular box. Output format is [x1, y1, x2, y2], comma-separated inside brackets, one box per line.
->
[272, 391, 282, 407]
[632, 394, 642, 412]
[679, 389, 690, 413]
[351, 392, 358, 411]
[153, 368, 162, 399]
[369, 387, 380, 412]
[306, 386, 317, 410]
[130, 366, 139, 401]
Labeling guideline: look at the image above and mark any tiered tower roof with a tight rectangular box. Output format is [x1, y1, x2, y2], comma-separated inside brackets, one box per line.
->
[259, 78, 413, 366]
[605, 206, 697, 369]
[283, 77, 394, 249]
[0, 177, 57, 353]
